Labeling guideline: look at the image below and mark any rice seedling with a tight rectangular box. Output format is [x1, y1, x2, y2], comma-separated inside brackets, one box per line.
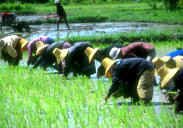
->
[0, 41, 183, 127]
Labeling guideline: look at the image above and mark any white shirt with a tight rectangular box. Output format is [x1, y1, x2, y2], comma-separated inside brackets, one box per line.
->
[0, 35, 20, 58]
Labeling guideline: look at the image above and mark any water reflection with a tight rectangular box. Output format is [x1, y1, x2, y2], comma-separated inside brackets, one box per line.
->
[1, 22, 182, 42]
[1, 15, 182, 40]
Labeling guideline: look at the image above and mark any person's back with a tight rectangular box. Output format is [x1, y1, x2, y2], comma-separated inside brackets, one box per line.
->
[112, 58, 154, 83]
[121, 42, 155, 58]
[64, 42, 95, 76]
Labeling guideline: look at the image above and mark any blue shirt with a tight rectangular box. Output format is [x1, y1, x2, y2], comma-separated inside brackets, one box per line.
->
[166, 50, 183, 58]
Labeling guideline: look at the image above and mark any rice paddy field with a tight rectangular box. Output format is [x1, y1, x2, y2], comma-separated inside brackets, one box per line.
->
[0, 41, 183, 128]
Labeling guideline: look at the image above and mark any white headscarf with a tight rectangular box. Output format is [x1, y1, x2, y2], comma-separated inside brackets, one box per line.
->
[54, 0, 60, 4]
[0, 35, 19, 58]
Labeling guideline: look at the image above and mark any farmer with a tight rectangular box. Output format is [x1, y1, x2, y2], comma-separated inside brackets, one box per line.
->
[109, 42, 156, 61]
[0, 34, 28, 65]
[152, 56, 183, 79]
[33, 41, 71, 71]
[153, 56, 183, 113]
[102, 58, 154, 103]
[100, 57, 154, 103]
[52, 42, 97, 76]
[27, 36, 54, 65]
[55, 0, 70, 30]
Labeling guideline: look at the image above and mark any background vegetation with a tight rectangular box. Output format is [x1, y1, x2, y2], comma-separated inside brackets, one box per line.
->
[1, 0, 183, 9]
[0, 2, 183, 24]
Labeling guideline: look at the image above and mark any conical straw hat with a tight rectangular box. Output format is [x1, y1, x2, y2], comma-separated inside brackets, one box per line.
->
[35, 41, 45, 49]
[173, 56, 183, 68]
[19, 38, 28, 49]
[36, 43, 48, 56]
[102, 57, 116, 77]
[152, 56, 171, 70]
[157, 59, 180, 88]
[84, 47, 99, 63]
[52, 48, 68, 64]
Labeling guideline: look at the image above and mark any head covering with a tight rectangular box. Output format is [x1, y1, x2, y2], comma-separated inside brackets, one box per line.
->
[54, 0, 60, 4]
[153, 55, 183, 71]
[44, 37, 54, 44]
[63, 42, 71, 49]
[109, 47, 121, 59]
[35, 41, 48, 56]
[52, 48, 68, 64]
[84, 47, 99, 63]
[102, 57, 116, 77]
[19, 38, 28, 49]
[152, 56, 171, 71]
[173, 56, 183, 68]
[157, 59, 180, 88]
[35, 41, 45, 49]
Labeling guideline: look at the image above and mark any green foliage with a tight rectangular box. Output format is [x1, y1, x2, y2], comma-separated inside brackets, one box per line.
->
[179, 0, 183, 7]
[0, 0, 49, 3]
[146, 0, 162, 9]
[163, 0, 179, 10]
[0, 3, 34, 12]
[65, 28, 183, 44]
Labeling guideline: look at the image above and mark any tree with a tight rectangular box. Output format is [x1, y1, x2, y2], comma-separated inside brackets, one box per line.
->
[163, 0, 179, 10]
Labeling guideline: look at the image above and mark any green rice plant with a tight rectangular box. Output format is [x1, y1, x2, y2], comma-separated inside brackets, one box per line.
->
[0, 41, 183, 127]
[64, 29, 183, 48]
[0, 61, 183, 128]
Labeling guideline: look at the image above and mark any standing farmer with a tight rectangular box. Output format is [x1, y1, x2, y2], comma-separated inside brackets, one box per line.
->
[55, 0, 70, 30]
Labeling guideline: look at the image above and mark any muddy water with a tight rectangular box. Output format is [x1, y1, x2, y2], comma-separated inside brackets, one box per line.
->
[1, 20, 182, 42]
[1, 22, 152, 40]
[26, 22, 183, 41]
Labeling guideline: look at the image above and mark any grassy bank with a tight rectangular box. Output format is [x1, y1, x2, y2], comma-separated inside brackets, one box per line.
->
[0, 3, 183, 24]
